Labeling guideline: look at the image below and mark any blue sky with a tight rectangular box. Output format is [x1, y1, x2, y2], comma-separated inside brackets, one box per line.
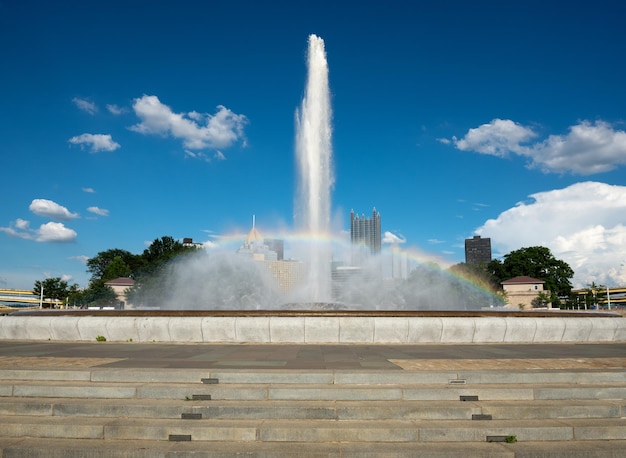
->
[1, 0, 626, 290]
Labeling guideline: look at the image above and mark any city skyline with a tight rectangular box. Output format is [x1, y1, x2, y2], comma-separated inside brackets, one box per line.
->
[2, 1, 626, 291]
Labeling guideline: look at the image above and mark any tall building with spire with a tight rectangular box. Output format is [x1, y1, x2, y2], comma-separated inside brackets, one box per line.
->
[237, 215, 277, 261]
[236, 216, 304, 293]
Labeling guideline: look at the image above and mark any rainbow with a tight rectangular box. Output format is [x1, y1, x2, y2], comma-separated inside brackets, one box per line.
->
[194, 230, 502, 307]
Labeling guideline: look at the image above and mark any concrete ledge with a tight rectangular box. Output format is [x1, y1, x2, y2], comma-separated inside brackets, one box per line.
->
[0, 315, 623, 343]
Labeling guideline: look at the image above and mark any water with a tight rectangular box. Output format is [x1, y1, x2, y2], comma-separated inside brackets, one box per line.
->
[133, 35, 501, 311]
[294, 34, 333, 302]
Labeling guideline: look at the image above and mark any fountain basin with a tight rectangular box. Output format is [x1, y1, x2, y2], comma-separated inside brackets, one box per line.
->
[1, 310, 623, 344]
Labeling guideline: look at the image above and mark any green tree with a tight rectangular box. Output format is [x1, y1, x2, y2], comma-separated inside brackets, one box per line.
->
[102, 256, 132, 281]
[487, 246, 574, 303]
[33, 277, 68, 300]
[126, 236, 201, 306]
[87, 249, 141, 282]
[33, 277, 79, 308]
[531, 291, 552, 308]
[78, 280, 118, 307]
[583, 282, 605, 309]
[140, 236, 196, 269]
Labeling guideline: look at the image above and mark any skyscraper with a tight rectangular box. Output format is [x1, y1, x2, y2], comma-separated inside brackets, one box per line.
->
[465, 235, 492, 265]
[350, 208, 381, 265]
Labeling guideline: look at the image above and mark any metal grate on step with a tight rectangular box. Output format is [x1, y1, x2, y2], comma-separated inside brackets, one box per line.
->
[472, 414, 493, 420]
[460, 395, 479, 401]
[191, 394, 212, 400]
[486, 436, 507, 442]
[169, 434, 192, 441]
[201, 378, 219, 384]
[181, 413, 203, 420]
[448, 379, 467, 385]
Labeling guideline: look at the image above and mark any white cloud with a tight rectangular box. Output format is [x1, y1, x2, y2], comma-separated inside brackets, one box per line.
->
[29, 199, 79, 221]
[87, 206, 109, 217]
[476, 181, 626, 287]
[106, 104, 127, 115]
[528, 121, 626, 174]
[82, 187, 95, 193]
[15, 218, 29, 230]
[130, 95, 247, 155]
[383, 231, 406, 244]
[452, 119, 626, 175]
[0, 221, 31, 239]
[70, 255, 90, 264]
[201, 240, 219, 249]
[72, 97, 98, 115]
[184, 150, 210, 162]
[36, 222, 77, 242]
[0, 219, 77, 243]
[69, 133, 120, 152]
[453, 119, 536, 157]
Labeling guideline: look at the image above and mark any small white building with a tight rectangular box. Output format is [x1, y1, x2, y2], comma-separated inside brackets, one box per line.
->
[501, 276, 550, 310]
[104, 277, 135, 309]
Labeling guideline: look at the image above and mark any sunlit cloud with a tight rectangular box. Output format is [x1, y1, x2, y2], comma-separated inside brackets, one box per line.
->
[453, 119, 536, 157]
[69, 133, 120, 153]
[476, 181, 626, 287]
[0, 219, 77, 243]
[72, 97, 98, 115]
[106, 104, 127, 115]
[451, 119, 626, 175]
[87, 206, 109, 217]
[130, 95, 248, 157]
[36, 222, 77, 242]
[70, 255, 90, 264]
[29, 199, 79, 221]
[383, 231, 406, 244]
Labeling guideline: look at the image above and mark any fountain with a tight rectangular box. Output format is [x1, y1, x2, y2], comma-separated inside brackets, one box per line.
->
[294, 34, 333, 303]
[1, 35, 623, 344]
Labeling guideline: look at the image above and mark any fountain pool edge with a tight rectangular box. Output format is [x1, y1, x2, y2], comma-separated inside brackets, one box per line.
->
[0, 311, 624, 343]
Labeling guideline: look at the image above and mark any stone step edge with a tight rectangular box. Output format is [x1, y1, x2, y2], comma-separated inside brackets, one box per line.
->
[1, 402, 623, 422]
[1, 415, 625, 428]
[3, 380, 626, 389]
[2, 437, 626, 457]
[1, 368, 625, 384]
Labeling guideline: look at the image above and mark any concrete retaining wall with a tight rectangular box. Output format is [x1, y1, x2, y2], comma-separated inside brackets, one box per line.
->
[0, 315, 624, 343]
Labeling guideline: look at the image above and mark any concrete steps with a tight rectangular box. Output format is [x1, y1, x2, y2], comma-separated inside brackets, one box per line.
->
[0, 368, 625, 456]
[2, 380, 625, 403]
[3, 437, 626, 458]
[0, 397, 624, 421]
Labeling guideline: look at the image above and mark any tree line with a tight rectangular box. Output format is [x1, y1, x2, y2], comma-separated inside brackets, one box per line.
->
[33, 236, 200, 308]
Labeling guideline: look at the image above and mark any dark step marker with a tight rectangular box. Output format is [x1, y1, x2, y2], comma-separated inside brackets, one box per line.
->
[486, 436, 508, 442]
[181, 413, 203, 420]
[472, 414, 493, 420]
[448, 379, 467, 385]
[169, 434, 192, 441]
[201, 378, 219, 384]
[191, 394, 212, 400]
[460, 395, 479, 401]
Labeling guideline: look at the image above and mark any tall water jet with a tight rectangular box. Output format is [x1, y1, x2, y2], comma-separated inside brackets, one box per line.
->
[295, 34, 333, 302]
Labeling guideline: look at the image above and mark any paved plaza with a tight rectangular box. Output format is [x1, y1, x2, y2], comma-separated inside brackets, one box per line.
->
[1, 341, 625, 371]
